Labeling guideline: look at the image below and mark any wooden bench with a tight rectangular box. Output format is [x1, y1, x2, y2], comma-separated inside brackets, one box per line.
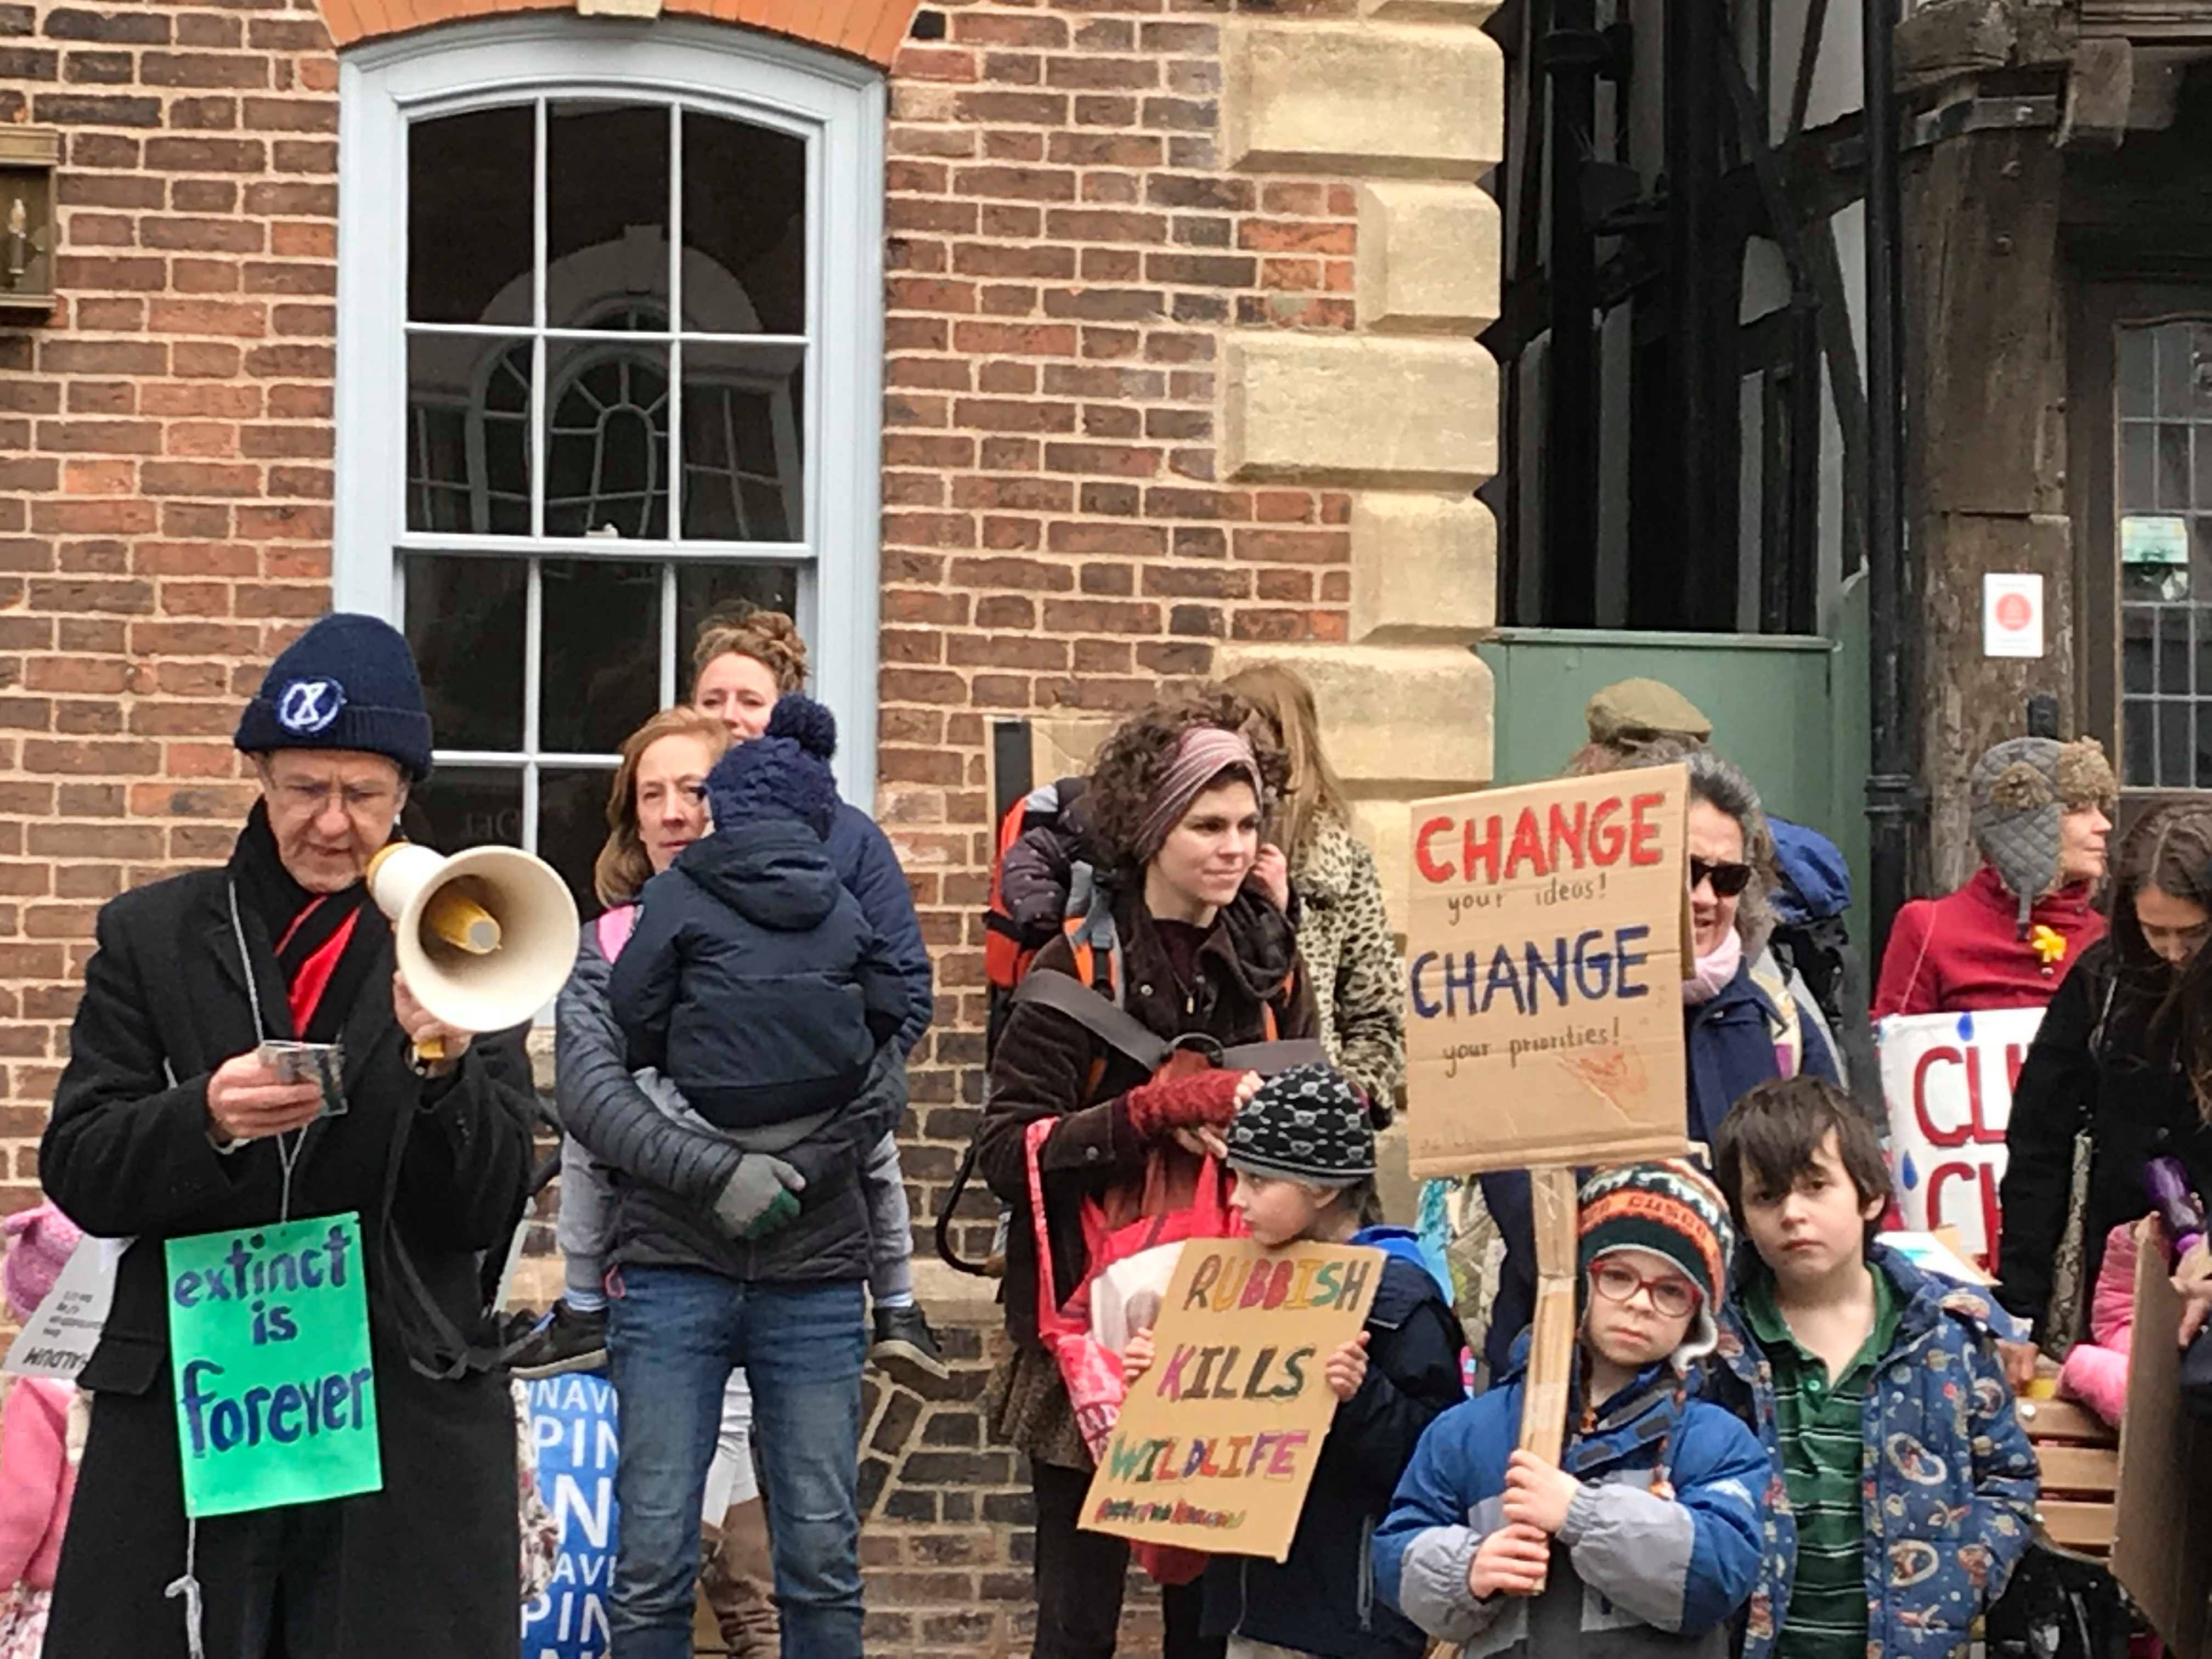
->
[2016, 1390, 2121, 1556]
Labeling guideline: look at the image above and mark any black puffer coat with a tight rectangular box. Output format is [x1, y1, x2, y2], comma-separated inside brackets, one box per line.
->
[38, 864, 535, 1659]
[560, 911, 903, 1285]
[610, 820, 910, 1130]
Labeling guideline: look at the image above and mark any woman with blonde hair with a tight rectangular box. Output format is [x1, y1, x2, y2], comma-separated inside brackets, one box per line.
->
[1222, 662, 1405, 1116]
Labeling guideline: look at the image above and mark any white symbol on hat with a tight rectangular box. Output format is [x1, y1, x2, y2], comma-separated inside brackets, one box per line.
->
[277, 678, 345, 735]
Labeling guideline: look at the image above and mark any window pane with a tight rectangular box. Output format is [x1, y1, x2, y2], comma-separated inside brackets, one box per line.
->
[682, 110, 806, 336]
[545, 340, 669, 539]
[2159, 608, 2193, 695]
[2160, 424, 2192, 512]
[2159, 324, 2196, 419]
[539, 766, 621, 913]
[408, 334, 532, 536]
[2123, 425, 2155, 514]
[405, 554, 525, 752]
[409, 105, 534, 327]
[540, 560, 662, 753]
[2120, 326, 2155, 420]
[547, 101, 669, 328]
[410, 766, 524, 854]
[681, 341, 803, 541]
[2125, 696, 2156, 785]
[2125, 608, 2154, 694]
[2164, 700, 2193, 785]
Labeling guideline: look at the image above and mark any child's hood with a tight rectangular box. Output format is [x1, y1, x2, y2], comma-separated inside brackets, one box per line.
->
[672, 819, 844, 933]
[1353, 1223, 1455, 1308]
[1713, 1241, 2025, 1380]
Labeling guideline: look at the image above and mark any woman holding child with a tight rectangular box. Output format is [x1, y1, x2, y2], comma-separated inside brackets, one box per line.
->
[978, 690, 1321, 1659]
[560, 697, 910, 1659]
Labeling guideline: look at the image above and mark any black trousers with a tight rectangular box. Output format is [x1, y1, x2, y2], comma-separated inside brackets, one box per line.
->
[1030, 1461, 1227, 1659]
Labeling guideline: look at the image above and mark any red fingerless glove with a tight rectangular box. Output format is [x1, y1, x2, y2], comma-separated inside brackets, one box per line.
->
[1124, 1068, 1245, 1139]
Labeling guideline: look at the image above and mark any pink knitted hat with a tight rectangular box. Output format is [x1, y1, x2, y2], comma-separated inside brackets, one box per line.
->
[2, 1203, 82, 1324]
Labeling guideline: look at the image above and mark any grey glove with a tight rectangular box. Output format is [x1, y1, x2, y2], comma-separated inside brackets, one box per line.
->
[713, 1155, 806, 1240]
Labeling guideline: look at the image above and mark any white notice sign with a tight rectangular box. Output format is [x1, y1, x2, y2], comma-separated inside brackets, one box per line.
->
[1983, 573, 2045, 659]
[4, 1234, 126, 1380]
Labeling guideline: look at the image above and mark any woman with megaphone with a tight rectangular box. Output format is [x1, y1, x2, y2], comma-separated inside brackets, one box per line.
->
[37, 614, 539, 1659]
[557, 698, 914, 1659]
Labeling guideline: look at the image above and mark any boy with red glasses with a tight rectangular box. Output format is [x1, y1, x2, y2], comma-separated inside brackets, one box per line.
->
[1374, 1161, 1768, 1659]
[1708, 1077, 2038, 1659]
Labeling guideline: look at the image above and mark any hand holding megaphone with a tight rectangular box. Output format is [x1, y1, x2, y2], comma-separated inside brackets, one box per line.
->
[366, 840, 580, 1068]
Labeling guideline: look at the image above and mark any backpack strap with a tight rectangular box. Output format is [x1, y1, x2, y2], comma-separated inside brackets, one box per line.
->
[1013, 968, 1175, 1075]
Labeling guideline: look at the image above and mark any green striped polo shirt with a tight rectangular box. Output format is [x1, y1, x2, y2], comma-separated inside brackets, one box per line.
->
[1742, 1266, 1901, 1659]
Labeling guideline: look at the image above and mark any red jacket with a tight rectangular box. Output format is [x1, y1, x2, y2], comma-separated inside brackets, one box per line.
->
[1872, 864, 2106, 1018]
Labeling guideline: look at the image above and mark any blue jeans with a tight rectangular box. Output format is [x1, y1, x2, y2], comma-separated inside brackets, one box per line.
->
[606, 1268, 867, 1659]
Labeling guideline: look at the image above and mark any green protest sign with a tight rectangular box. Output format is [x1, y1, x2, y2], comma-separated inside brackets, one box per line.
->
[165, 1212, 382, 1519]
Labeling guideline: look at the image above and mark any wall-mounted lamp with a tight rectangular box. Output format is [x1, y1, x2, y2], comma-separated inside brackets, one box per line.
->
[0, 129, 59, 318]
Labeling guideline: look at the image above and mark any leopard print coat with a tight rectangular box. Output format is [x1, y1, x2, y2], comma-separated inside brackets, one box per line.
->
[1293, 814, 1406, 1113]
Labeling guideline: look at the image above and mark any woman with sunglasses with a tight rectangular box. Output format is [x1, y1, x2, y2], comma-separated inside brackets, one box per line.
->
[1682, 750, 1841, 1153]
[1994, 804, 2212, 1385]
[1872, 737, 2114, 1018]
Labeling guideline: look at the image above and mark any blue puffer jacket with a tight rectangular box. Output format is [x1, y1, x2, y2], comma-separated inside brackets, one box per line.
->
[1374, 1345, 1768, 1659]
[1703, 1246, 2040, 1659]
[826, 800, 934, 1056]
[611, 819, 912, 1130]
[1686, 957, 1837, 1151]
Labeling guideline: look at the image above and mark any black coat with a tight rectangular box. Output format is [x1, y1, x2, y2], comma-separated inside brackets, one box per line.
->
[1995, 938, 2212, 1341]
[38, 864, 536, 1659]
[1200, 1249, 1466, 1659]
[611, 821, 910, 1130]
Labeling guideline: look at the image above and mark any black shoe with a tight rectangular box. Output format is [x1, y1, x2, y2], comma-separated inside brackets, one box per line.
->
[506, 1301, 608, 1379]
[870, 1304, 949, 1382]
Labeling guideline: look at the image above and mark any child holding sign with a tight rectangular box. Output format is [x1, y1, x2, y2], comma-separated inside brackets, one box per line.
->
[1124, 1064, 1463, 1659]
[1373, 1163, 1767, 1659]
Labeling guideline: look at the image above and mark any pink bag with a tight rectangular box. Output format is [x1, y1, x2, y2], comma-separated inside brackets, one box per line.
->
[1022, 1114, 1242, 1585]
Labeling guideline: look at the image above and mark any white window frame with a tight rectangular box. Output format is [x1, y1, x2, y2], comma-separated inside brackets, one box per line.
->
[334, 16, 885, 819]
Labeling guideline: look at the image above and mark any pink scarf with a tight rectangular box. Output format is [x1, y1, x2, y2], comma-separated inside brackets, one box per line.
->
[1681, 929, 1742, 1007]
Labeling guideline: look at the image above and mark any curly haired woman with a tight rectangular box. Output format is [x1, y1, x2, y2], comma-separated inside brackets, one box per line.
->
[976, 691, 1319, 1659]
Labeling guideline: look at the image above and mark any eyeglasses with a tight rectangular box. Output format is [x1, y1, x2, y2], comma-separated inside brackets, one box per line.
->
[269, 778, 400, 820]
[1689, 857, 1753, 898]
[1589, 1259, 1701, 1318]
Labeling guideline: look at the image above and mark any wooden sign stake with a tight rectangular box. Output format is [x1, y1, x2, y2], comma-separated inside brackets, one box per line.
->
[1516, 1165, 1579, 1463]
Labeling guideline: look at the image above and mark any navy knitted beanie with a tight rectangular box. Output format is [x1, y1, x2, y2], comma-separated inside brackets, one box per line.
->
[707, 695, 840, 840]
[234, 613, 435, 780]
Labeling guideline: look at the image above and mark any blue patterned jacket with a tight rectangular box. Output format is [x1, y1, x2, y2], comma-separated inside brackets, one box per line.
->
[1703, 1246, 2040, 1659]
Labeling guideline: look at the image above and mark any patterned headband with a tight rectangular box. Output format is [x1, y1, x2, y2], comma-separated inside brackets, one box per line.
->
[1134, 725, 1263, 860]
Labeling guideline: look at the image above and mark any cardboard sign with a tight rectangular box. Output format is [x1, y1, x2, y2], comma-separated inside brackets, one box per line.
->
[1402, 767, 1691, 1177]
[522, 1373, 619, 1659]
[2111, 1218, 2212, 1659]
[4, 1234, 127, 1381]
[1877, 1008, 2043, 1262]
[165, 1212, 382, 1518]
[1080, 1238, 1383, 1562]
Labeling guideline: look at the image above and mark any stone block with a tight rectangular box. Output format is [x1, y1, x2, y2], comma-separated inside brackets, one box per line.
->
[1362, 0, 1504, 24]
[1356, 180, 1501, 332]
[1350, 492, 1496, 641]
[1222, 335, 1498, 488]
[1223, 24, 1505, 179]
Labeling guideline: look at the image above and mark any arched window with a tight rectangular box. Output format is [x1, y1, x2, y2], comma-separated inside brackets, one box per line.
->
[336, 18, 884, 902]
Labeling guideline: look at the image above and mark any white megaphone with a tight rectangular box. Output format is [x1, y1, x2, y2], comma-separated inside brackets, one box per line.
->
[365, 840, 580, 1060]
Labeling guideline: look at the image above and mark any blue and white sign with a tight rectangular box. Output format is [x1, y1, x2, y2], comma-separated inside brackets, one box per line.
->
[276, 677, 347, 735]
[522, 1373, 620, 1659]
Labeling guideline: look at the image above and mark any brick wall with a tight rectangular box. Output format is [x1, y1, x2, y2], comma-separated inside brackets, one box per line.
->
[0, 0, 1371, 1650]
[0, 0, 342, 1173]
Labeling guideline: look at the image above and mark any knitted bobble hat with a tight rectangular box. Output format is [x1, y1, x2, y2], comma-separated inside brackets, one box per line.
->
[1577, 1160, 1736, 1372]
[1224, 1062, 1375, 1186]
[705, 694, 841, 840]
[234, 613, 435, 781]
